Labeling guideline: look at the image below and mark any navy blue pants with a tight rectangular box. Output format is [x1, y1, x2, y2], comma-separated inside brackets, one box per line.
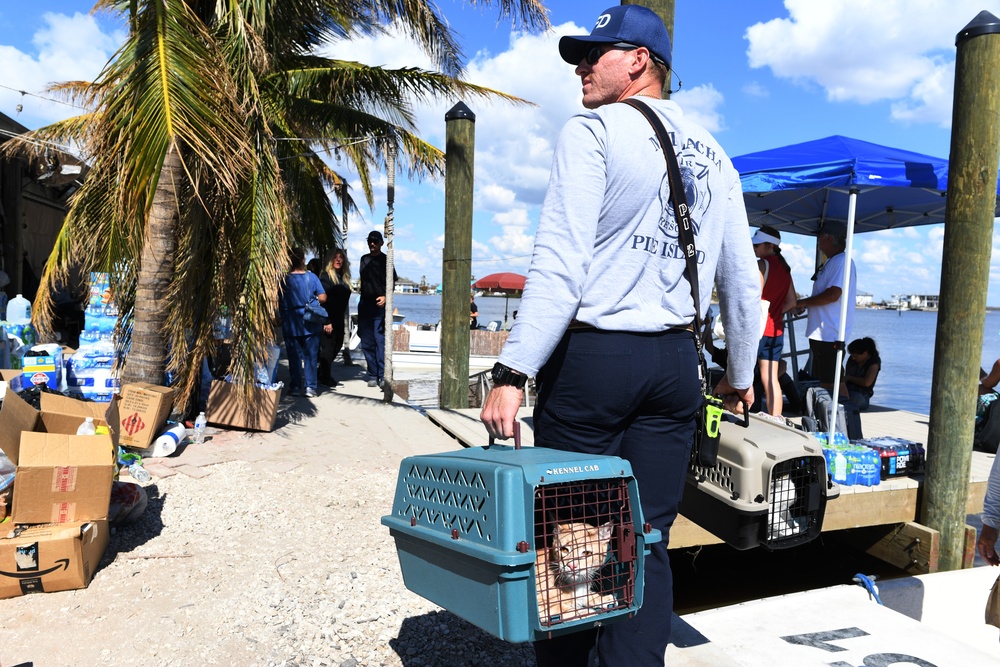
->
[358, 299, 386, 382]
[531, 328, 701, 667]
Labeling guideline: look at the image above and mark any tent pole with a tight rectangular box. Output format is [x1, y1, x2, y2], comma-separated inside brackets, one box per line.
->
[827, 188, 857, 447]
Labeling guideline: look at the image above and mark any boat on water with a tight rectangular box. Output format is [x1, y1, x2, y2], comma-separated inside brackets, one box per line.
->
[347, 315, 504, 373]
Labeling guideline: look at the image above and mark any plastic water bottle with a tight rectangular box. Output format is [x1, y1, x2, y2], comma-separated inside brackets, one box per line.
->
[193, 412, 207, 444]
[128, 462, 151, 483]
[833, 451, 848, 484]
[146, 422, 187, 457]
[76, 417, 96, 436]
[6, 294, 30, 324]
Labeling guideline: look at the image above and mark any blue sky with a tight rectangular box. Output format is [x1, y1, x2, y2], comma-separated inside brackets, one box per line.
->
[1, 1, 999, 303]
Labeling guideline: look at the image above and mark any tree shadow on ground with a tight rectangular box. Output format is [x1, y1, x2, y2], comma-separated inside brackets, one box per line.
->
[97, 483, 167, 574]
[390, 609, 535, 666]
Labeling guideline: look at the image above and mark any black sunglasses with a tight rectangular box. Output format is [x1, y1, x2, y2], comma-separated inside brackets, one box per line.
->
[584, 42, 637, 66]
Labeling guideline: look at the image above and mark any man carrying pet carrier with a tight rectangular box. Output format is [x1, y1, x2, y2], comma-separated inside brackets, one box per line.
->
[480, 5, 760, 666]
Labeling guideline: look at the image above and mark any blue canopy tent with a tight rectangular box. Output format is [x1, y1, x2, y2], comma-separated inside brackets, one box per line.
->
[732, 135, 1000, 440]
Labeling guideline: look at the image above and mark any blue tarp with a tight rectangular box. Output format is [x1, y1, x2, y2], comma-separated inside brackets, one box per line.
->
[733, 135, 1000, 235]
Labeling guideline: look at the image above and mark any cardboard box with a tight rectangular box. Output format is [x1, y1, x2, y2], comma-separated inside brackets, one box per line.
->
[106, 383, 174, 449]
[0, 368, 23, 396]
[0, 391, 115, 524]
[11, 431, 116, 524]
[0, 390, 111, 467]
[208, 380, 280, 432]
[0, 520, 109, 599]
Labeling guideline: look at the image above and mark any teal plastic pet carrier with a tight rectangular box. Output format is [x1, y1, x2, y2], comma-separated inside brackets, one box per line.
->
[381, 442, 661, 643]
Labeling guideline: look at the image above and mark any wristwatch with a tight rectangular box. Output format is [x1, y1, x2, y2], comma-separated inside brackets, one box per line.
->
[491, 362, 527, 389]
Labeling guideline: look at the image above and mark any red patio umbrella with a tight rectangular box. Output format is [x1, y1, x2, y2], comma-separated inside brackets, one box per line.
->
[473, 272, 526, 292]
[473, 272, 526, 327]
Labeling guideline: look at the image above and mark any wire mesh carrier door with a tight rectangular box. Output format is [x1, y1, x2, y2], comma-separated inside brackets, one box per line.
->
[533, 478, 645, 631]
[381, 436, 661, 643]
[680, 412, 838, 551]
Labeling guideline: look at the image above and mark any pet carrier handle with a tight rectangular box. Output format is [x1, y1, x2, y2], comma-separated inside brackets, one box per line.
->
[719, 400, 751, 428]
[488, 420, 522, 449]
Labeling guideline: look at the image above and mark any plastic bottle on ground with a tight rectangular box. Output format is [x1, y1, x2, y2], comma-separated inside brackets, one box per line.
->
[128, 462, 151, 483]
[147, 422, 187, 457]
[193, 412, 207, 444]
[76, 417, 96, 436]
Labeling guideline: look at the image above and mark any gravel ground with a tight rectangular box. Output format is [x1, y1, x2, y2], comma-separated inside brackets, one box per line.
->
[0, 457, 537, 667]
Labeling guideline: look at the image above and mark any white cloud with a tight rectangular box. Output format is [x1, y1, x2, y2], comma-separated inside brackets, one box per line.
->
[745, 0, 1000, 127]
[478, 184, 517, 212]
[673, 84, 725, 133]
[742, 81, 769, 98]
[0, 12, 122, 128]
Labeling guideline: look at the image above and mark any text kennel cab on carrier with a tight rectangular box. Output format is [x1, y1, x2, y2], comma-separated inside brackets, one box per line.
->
[381, 437, 660, 643]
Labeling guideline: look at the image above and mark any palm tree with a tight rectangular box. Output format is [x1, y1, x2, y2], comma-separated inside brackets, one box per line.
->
[4, 0, 549, 413]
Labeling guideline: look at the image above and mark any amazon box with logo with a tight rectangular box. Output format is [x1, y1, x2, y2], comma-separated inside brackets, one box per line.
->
[0, 390, 115, 524]
[0, 519, 109, 599]
[106, 383, 174, 450]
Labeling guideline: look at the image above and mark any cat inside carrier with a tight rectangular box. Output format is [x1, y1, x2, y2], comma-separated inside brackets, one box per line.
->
[533, 478, 642, 629]
[382, 437, 661, 643]
[681, 412, 839, 551]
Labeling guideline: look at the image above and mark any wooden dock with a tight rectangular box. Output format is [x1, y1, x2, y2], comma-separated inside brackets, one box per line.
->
[426, 404, 992, 572]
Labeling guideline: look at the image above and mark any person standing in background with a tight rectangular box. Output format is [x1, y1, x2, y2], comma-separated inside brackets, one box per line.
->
[752, 226, 796, 417]
[279, 247, 325, 398]
[470, 294, 479, 330]
[320, 249, 352, 383]
[480, 6, 760, 665]
[357, 231, 396, 388]
[796, 220, 857, 391]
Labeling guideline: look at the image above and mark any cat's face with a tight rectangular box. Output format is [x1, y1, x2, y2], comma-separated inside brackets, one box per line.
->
[549, 522, 612, 585]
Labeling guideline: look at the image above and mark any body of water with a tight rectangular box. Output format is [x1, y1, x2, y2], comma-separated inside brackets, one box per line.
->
[379, 293, 1000, 416]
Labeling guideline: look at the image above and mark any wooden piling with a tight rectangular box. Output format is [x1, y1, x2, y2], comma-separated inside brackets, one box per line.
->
[622, 0, 675, 97]
[923, 11, 1000, 570]
[441, 102, 475, 409]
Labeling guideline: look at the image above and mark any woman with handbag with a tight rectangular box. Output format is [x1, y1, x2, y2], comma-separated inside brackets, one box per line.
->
[279, 247, 326, 398]
[753, 226, 797, 417]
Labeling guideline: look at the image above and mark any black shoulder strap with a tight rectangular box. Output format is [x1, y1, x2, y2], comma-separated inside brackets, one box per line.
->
[620, 98, 702, 334]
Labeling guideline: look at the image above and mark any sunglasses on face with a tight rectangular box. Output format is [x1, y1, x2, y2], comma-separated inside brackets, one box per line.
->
[584, 42, 638, 66]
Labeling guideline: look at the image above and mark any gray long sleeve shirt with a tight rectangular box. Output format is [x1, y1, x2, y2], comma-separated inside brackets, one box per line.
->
[498, 98, 760, 389]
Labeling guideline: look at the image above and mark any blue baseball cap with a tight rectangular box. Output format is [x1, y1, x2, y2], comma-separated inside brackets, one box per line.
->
[559, 5, 672, 68]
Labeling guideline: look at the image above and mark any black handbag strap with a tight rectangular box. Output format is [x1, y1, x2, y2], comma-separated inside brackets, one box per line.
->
[621, 97, 708, 391]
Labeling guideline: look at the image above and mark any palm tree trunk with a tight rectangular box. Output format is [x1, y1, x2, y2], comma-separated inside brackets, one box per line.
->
[123, 138, 182, 385]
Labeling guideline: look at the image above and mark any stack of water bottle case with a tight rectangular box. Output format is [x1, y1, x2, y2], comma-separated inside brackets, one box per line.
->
[814, 431, 926, 487]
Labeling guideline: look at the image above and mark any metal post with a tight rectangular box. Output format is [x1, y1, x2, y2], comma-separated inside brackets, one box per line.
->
[441, 102, 475, 409]
[923, 11, 1000, 570]
[341, 181, 353, 365]
[383, 141, 397, 402]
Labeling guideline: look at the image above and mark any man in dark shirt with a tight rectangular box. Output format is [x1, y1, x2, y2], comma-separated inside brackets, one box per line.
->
[358, 230, 396, 387]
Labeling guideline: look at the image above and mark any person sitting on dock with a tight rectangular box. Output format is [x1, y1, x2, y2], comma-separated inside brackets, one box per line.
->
[842, 337, 881, 411]
[981, 359, 1000, 395]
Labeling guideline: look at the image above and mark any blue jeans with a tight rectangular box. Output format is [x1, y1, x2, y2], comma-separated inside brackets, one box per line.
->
[358, 299, 385, 381]
[531, 328, 701, 667]
[847, 388, 871, 411]
[285, 332, 319, 392]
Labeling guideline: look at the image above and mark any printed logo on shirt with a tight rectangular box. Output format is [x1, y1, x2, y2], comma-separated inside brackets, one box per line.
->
[657, 150, 713, 241]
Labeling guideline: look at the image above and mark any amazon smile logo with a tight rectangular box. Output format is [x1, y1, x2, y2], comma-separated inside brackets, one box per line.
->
[0, 558, 69, 579]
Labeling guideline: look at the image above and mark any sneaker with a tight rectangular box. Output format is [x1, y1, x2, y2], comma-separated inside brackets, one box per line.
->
[367, 379, 378, 388]
[305, 387, 317, 398]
